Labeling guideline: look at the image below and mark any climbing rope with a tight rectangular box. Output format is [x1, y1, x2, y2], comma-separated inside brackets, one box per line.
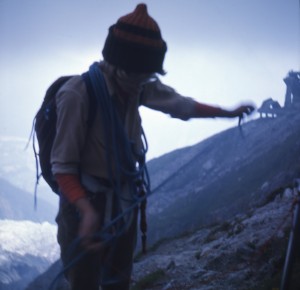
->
[48, 63, 151, 290]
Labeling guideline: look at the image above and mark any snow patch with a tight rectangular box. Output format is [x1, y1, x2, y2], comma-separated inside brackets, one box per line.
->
[0, 220, 59, 263]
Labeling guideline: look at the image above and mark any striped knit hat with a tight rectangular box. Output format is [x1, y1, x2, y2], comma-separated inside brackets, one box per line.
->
[102, 3, 167, 74]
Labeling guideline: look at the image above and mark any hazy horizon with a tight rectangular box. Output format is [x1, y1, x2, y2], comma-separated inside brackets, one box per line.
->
[1, 0, 299, 159]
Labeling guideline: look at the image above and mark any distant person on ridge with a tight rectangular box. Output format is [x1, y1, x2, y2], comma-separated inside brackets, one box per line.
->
[284, 71, 300, 108]
[51, 3, 254, 290]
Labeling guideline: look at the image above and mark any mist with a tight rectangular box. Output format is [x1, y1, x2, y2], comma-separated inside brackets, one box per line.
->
[1, 0, 299, 159]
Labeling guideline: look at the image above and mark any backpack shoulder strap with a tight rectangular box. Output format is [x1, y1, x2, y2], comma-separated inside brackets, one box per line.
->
[82, 72, 97, 128]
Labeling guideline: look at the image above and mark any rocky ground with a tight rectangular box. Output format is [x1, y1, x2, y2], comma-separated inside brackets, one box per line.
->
[24, 186, 300, 290]
[131, 188, 298, 290]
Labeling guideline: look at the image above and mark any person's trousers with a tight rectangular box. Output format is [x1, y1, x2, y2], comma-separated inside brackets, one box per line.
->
[55, 192, 137, 290]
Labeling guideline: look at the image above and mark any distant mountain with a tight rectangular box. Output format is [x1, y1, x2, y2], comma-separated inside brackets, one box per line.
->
[25, 260, 69, 290]
[0, 177, 57, 223]
[0, 220, 59, 290]
[0, 136, 58, 206]
[0, 137, 60, 289]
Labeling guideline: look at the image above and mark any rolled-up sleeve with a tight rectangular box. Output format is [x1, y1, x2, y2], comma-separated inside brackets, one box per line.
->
[51, 82, 88, 175]
[141, 78, 197, 120]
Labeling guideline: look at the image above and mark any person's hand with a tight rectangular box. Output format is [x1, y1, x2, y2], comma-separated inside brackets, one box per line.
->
[230, 105, 255, 118]
[75, 197, 103, 251]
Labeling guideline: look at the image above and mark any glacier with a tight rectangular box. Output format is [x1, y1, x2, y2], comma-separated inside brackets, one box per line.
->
[0, 219, 59, 290]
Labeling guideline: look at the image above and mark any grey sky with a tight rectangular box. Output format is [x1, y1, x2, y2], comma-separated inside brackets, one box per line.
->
[1, 0, 299, 159]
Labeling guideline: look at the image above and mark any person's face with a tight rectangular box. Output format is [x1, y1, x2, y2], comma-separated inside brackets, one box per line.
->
[120, 70, 157, 86]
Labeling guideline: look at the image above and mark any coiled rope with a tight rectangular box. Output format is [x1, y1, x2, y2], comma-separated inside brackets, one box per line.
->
[48, 63, 150, 290]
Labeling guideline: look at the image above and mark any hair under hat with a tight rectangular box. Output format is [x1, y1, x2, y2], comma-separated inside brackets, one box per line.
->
[102, 3, 167, 74]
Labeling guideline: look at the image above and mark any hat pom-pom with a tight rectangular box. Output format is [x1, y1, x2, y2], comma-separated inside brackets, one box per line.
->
[135, 3, 148, 14]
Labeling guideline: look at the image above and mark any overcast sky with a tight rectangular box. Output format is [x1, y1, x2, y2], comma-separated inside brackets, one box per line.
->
[0, 0, 299, 160]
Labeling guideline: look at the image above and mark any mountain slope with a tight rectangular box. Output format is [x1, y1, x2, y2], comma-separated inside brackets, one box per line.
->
[25, 110, 300, 290]
[0, 177, 57, 223]
[132, 189, 298, 290]
[26, 186, 299, 290]
[0, 220, 59, 290]
[0, 136, 58, 207]
[146, 112, 300, 245]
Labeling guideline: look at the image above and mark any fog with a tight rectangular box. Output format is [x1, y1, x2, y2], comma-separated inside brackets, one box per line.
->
[1, 0, 299, 159]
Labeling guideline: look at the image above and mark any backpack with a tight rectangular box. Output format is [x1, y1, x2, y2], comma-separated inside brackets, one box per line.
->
[33, 63, 149, 253]
[33, 73, 96, 194]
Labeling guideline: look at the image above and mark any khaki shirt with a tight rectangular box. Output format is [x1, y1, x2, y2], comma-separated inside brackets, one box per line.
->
[51, 73, 197, 179]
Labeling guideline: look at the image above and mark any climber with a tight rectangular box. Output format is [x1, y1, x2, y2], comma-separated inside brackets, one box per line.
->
[51, 3, 255, 290]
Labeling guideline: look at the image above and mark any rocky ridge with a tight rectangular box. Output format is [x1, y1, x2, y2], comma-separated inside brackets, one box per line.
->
[132, 188, 297, 289]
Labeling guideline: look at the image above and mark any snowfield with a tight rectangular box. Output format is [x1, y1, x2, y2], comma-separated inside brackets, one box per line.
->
[0, 219, 59, 262]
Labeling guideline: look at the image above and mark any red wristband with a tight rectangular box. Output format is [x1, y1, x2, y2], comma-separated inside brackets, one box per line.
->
[55, 174, 86, 203]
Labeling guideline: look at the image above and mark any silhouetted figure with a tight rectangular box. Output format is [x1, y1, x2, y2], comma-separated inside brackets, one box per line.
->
[284, 71, 300, 109]
[258, 98, 282, 118]
[49, 4, 255, 290]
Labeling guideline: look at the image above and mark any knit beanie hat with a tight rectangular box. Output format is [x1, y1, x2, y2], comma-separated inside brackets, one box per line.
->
[102, 3, 167, 74]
